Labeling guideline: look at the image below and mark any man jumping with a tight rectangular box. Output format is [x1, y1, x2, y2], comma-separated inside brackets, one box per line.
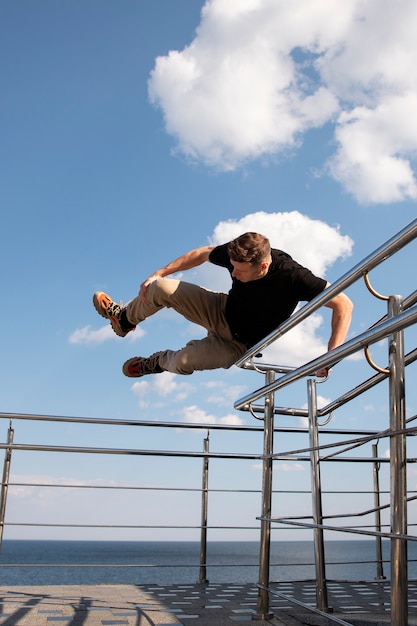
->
[93, 232, 353, 378]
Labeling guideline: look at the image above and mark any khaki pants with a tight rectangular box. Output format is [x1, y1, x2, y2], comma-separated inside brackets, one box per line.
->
[126, 278, 247, 374]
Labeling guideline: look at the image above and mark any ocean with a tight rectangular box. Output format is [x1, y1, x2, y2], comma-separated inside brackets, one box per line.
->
[0, 540, 414, 586]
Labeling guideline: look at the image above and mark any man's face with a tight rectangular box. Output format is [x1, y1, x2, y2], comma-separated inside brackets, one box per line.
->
[230, 259, 268, 283]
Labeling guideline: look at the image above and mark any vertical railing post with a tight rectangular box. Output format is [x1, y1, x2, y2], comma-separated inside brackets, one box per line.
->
[0, 420, 14, 552]
[388, 295, 408, 626]
[372, 443, 386, 580]
[255, 369, 275, 620]
[198, 431, 210, 584]
[307, 379, 329, 612]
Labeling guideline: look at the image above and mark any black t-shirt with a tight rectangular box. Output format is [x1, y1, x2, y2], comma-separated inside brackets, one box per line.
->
[209, 243, 327, 347]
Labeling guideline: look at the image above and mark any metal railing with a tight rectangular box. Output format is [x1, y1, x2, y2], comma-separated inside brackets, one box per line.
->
[0, 217, 416, 626]
[233, 217, 417, 625]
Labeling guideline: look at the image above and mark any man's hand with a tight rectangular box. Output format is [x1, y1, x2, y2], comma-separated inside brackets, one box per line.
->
[316, 287, 353, 379]
[139, 276, 156, 303]
[315, 366, 331, 378]
[137, 245, 214, 303]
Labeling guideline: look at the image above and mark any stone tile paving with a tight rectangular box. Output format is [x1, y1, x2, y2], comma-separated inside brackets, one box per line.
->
[0, 581, 417, 625]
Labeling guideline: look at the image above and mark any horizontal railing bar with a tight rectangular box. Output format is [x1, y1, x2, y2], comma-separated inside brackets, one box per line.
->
[236, 216, 417, 365]
[0, 559, 389, 569]
[325, 505, 406, 522]
[321, 493, 417, 521]
[3, 482, 262, 493]
[238, 347, 417, 420]
[3, 523, 260, 529]
[0, 562, 259, 569]
[263, 517, 417, 541]
[238, 361, 298, 376]
[0, 443, 264, 459]
[270, 521, 417, 530]
[241, 363, 295, 374]
[234, 304, 417, 409]
[0, 444, 394, 463]
[274, 423, 417, 460]
[0, 411, 383, 437]
[318, 346, 417, 417]
[0, 413, 266, 431]
[8, 520, 414, 531]
[3, 482, 394, 494]
[241, 403, 309, 417]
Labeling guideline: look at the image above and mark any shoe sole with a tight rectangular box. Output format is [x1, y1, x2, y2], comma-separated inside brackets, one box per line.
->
[93, 292, 127, 338]
[123, 357, 143, 378]
[93, 292, 110, 319]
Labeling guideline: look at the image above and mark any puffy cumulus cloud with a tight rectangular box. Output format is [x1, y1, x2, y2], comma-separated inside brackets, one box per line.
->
[202, 380, 247, 405]
[148, 0, 417, 204]
[261, 314, 327, 370]
[148, 0, 340, 169]
[209, 211, 353, 276]
[69, 325, 114, 345]
[69, 324, 144, 345]
[328, 94, 417, 204]
[181, 405, 245, 425]
[152, 372, 192, 400]
[131, 372, 193, 405]
[197, 211, 353, 366]
[130, 375, 244, 420]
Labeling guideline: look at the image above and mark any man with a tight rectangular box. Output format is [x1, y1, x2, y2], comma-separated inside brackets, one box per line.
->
[93, 232, 353, 378]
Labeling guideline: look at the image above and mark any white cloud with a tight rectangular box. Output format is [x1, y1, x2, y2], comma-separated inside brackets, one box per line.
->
[252, 462, 304, 472]
[207, 210, 353, 277]
[148, 0, 417, 204]
[196, 211, 353, 367]
[203, 380, 247, 405]
[8, 475, 120, 504]
[261, 314, 327, 368]
[132, 371, 193, 404]
[181, 405, 245, 425]
[69, 324, 144, 345]
[328, 95, 417, 204]
[69, 325, 114, 345]
[152, 372, 193, 400]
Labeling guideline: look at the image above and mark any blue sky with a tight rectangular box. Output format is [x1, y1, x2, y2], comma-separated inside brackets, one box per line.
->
[1, 0, 417, 542]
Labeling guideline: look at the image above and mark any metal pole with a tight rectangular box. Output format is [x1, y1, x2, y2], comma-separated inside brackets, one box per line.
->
[255, 370, 275, 621]
[372, 443, 386, 580]
[198, 432, 210, 584]
[308, 379, 329, 612]
[388, 295, 408, 626]
[0, 421, 14, 552]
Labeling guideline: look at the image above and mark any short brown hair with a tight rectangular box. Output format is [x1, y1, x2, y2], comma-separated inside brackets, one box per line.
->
[228, 232, 271, 265]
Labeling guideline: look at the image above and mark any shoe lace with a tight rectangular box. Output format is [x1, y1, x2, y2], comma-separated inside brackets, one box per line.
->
[107, 300, 123, 318]
[141, 354, 162, 374]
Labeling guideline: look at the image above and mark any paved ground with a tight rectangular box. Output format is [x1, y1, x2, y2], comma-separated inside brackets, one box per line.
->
[0, 581, 417, 625]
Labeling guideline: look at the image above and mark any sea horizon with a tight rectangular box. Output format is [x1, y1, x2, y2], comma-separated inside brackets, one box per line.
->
[0, 539, 409, 586]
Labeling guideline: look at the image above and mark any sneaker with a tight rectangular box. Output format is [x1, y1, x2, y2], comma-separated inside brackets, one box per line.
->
[122, 353, 164, 378]
[93, 291, 134, 338]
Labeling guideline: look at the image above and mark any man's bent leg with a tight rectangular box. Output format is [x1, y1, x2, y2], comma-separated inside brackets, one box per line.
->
[126, 278, 228, 333]
[158, 335, 247, 375]
[125, 278, 180, 325]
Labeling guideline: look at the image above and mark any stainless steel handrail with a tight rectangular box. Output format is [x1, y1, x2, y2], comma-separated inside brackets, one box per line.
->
[235, 216, 417, 366]
[234, 304, 417, 410]
[232, 218, 417, 626]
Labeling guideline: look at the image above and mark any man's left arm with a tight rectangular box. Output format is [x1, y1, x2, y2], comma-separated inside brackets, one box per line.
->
[317, 284, 354, 376]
